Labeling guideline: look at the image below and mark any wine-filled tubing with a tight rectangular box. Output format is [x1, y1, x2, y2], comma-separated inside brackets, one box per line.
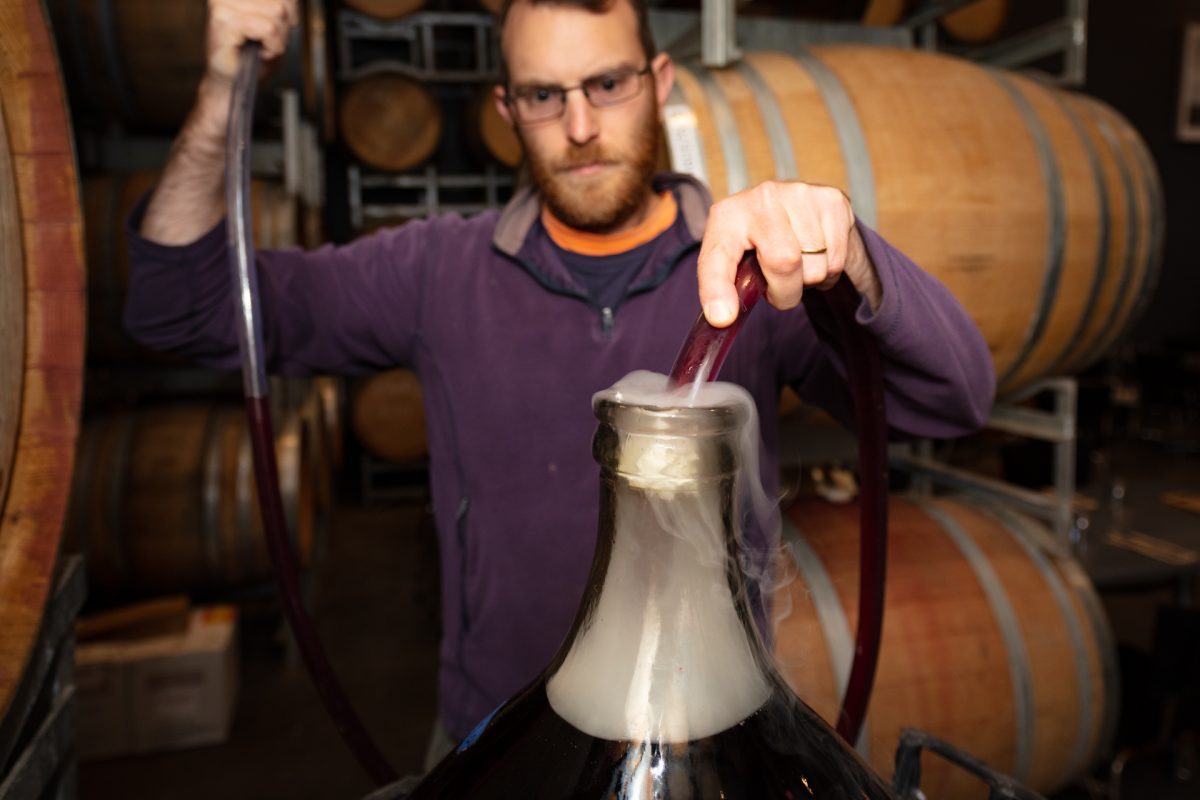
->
[0, 0, 87, 730]
[666, 46, 1163, 398]
[775, 494, 1117, 798]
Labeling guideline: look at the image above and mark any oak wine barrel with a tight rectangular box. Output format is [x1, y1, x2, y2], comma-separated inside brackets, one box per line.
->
[664, 46, 1163, 398]
[351, 368, 428, 463]
[344, 0, 426, 19]
[0, 0, 87, 733]
[65, 405, 315, 598]
[46, 0, 315, 133]
[861, 1, 1008, 42]
[860, 0, 909, 27]
[312, 376, 346, 468]
[48, 0, 207, 130]
[941, 0, 1009, 44]
[469, 85, 522, 168]
[303, 0, 337, 142]
[774, 493, 1118, 798]
[299, 377, 345, 513]
[84, 173, 298, 365]
[340, 73, 443, 172]
[476, 0, 503, 17]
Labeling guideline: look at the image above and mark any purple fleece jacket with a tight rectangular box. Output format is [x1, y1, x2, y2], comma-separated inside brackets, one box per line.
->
[125, 173, 995, 739]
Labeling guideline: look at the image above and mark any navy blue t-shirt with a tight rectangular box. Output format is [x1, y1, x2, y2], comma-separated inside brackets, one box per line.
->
[550, 236, 658, 311]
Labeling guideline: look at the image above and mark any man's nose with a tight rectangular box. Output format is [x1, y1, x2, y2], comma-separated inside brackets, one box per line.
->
[562, 89, 599, 145]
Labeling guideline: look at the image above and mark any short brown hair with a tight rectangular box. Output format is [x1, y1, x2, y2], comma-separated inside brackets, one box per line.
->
[496, 0, 658, 88]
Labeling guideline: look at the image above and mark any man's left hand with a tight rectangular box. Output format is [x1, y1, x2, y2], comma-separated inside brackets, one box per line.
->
[696, 181, 882, 327]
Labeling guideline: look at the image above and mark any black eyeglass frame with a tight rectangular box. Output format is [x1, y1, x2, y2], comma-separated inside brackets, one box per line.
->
[503, 64, 655, 123]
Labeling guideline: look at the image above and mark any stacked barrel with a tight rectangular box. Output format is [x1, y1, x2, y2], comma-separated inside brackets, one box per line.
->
[336, 1, 515, 476]
[775, 493, 1117, 797]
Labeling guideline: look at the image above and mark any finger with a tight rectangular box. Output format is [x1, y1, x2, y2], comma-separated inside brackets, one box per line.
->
[758, 225, 807, 310]
[697, 239, 742, 327]
[696, 200, 751, 327]
[766, 183, 824, 278]
[818, 187, 854, 283]
[741, 184, 809, 310]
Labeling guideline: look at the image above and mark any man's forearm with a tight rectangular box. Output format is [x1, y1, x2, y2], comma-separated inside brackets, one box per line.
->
[140, 78, 233, 245]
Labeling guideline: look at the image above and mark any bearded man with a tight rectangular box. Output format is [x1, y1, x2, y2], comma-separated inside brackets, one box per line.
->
[125, 0, 995, 768]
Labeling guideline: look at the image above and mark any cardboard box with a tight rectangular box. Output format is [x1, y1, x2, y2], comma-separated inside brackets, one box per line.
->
[74, 606, 239, 760]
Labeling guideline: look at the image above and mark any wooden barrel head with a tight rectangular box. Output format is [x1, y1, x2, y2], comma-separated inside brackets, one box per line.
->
[0, 0, 87, 725]
[472, 86, 522, 168]
[340, 73, 443, 172]
[941, 0, 1008, 43]
[861, 0, 910, 27]
[352, 368, 428, 462]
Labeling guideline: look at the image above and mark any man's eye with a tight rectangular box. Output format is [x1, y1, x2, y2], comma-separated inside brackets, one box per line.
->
[594, 76, 621, 93]
[529, 88, 556, 104]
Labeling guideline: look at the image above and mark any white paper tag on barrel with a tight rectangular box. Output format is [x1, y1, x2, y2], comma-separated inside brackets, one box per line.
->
[663, 104, 707, 185]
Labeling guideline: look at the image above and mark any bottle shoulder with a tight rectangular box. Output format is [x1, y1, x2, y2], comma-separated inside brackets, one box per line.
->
[411, 680, 894, 799]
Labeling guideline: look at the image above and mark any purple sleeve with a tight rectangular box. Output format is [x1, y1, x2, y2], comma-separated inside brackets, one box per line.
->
[782, 221, 996, 439]
[123, 194, 438, 376]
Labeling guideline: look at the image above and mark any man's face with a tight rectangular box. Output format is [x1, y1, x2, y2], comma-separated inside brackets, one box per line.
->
[498, 0, 673, 233]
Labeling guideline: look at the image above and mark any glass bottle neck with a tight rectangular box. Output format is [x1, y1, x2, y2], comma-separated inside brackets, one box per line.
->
[547, 470, 773, 743]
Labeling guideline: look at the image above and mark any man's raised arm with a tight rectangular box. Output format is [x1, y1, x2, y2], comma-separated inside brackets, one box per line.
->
[140, 0, 298, 245]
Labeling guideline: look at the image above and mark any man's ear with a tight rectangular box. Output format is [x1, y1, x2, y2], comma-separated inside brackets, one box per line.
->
[494, 83, 514, 128]
[651, 51, 675, 108]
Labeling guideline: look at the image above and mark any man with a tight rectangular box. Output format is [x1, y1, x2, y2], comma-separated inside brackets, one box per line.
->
[125, 0, 995, 767]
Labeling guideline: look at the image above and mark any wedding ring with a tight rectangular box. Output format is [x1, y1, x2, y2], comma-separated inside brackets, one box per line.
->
[799, 246, 827, 255]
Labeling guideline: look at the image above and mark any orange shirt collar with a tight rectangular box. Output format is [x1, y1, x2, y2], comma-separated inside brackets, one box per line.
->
[542, 192, 678, 256]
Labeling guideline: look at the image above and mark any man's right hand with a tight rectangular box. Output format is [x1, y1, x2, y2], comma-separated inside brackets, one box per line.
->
[204, 0, 299, 94]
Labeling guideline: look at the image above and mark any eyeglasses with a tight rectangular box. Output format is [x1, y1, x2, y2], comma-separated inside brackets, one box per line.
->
[505, 65, 653, 124]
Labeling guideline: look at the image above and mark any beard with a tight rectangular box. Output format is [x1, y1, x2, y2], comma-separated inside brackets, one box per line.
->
[522, 94, 662, 234]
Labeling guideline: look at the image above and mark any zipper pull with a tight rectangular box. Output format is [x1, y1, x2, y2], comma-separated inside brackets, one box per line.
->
[601, 307, 615, 334]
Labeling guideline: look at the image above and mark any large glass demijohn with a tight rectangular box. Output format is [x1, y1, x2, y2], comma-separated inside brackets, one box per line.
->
[408, 374, 895, 798]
